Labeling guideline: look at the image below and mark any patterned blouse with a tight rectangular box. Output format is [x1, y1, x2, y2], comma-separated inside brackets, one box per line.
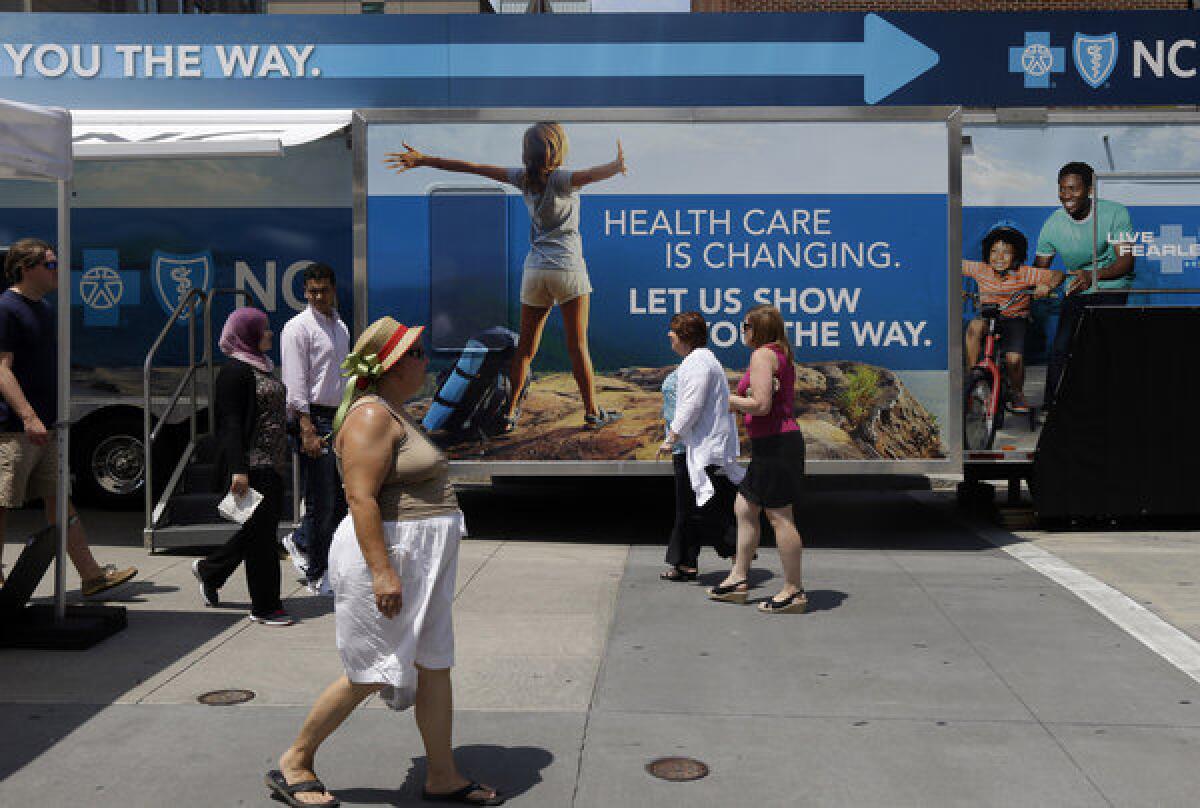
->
[246, 368, 289, 474]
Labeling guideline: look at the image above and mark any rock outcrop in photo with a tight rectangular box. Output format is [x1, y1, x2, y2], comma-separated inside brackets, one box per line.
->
[413, 360, 944, 462]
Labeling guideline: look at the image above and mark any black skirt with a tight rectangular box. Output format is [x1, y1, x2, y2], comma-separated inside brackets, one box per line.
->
[739, 430, 806, 509]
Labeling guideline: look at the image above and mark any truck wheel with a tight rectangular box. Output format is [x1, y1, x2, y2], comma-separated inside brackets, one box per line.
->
[71, 412, 174, 510]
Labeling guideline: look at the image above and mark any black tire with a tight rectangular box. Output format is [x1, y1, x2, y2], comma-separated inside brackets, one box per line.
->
[70, 410, 180, 510]
[963, 370, 999, 450]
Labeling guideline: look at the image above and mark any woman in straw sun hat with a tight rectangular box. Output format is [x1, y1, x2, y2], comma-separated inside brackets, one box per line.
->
[269, 317, 502, 807]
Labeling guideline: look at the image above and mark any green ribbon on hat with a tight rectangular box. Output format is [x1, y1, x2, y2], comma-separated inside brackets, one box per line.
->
[331, 349, 386, 435]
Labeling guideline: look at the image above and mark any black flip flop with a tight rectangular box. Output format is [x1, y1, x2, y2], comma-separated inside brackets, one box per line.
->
[265, 769, 340, 808]
[659, 566, 697, 582]
[422, 780, 505, 805]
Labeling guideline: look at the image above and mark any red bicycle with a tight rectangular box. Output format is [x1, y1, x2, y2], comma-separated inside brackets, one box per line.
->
[963, 289, 1034, 450]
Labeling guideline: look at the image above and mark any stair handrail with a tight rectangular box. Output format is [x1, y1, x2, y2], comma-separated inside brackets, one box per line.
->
[143, 288, 207, 543]
[142, 287, 305, 550]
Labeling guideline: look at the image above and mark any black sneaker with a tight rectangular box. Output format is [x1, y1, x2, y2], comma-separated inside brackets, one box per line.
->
[191, 559, 219, 608]
[249, 609, 294, 627]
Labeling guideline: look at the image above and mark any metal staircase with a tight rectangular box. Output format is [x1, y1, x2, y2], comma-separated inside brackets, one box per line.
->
[142, 289, 299, 552]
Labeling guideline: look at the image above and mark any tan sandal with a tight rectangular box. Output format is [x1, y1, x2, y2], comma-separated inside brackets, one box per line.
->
[707, 579, 748, 604]
[81, 565, 138, 598]
[758, 590, 807, 614]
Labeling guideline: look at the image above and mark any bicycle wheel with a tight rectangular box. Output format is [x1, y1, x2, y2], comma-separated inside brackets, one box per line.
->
[963, 370, 998, 450]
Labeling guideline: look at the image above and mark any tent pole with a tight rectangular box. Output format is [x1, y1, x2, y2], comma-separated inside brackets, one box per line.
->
[55, 179, 70, 623]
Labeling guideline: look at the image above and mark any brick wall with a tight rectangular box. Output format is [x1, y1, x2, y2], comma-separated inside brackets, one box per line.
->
[693, 1, 1192, 10]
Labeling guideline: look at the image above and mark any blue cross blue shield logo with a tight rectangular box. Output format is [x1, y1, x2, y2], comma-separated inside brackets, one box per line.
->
[1073, 33, 1118, 89]
[1008, 32, 1065, 89]
[151, 250, 212, 322]
[72, 249, 141, 327]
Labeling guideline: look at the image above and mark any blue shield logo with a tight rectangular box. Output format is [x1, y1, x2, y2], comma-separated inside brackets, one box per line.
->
[151, 250, 212, 322]
[1074, 33, 1118, 89]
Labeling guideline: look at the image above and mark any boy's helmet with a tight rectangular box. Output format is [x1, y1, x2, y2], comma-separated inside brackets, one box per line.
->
[981, 219, 1028, 267]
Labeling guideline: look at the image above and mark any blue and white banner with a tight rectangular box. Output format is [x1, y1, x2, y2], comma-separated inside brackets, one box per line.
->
[367, 120, 951, 462]
[1, 11, 1199, 109]
[2, 208, 352, 367]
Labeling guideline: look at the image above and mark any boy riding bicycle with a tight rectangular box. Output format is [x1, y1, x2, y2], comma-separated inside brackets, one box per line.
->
[963, 223, 1064, 413]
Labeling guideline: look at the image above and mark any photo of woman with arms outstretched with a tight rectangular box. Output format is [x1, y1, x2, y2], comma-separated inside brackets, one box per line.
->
[384, 122, 626, 432]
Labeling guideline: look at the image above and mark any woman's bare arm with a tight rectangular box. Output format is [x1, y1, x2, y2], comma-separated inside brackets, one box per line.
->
[384, 142, 510, 184]
[571, 139, 627, 188]
[729, 347, 777, 417]
[338, 403, 406, 617]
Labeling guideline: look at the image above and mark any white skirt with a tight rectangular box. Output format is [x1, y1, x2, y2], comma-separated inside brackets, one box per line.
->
[327, 509, 464, 710]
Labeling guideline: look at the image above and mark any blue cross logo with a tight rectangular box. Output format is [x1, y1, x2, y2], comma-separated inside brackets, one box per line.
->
[1148, 225, 1200, 275]
[1008, 32, 1065, 89]
[72, 249, 141, 327]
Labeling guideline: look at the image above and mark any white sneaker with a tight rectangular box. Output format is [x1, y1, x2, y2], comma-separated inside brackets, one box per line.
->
[281, 532, 309, 577]
[305, 574, 333, 596]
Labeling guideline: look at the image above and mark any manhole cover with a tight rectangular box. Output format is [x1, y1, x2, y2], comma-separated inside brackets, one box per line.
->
[197, 689, 256, 706]
[645, 757, 709, 782]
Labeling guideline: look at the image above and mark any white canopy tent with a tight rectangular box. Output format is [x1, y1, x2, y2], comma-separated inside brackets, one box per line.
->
[70, 109, 350, 160]
[0, 98, 73, 622]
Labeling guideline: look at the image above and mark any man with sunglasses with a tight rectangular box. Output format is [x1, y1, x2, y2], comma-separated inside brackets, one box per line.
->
[280, 262, 349, 595]
[0, 239, 136, 596]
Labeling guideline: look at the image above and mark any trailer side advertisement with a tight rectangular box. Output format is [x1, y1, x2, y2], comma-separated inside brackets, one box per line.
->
[366, 119, 953, 463]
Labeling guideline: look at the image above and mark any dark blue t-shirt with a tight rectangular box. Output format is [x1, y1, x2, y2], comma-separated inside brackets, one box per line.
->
[0, 289, 57, 432]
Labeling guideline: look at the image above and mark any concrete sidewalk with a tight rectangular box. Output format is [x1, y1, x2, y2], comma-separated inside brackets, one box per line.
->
[2, 490, 1199, 807]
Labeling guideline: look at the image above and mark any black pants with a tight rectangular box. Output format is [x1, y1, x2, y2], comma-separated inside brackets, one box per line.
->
[196, 467, 284, 618]
[666, 454, 737, 569]
[1045, 291, 1128, 408]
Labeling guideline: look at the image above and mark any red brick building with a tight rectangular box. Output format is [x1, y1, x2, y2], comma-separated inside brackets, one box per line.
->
[693, 2, 1191, 11]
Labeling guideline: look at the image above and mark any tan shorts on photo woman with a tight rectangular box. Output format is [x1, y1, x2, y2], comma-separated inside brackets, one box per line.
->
[519, 268, 593, 308]
[0, 432, 61, 508]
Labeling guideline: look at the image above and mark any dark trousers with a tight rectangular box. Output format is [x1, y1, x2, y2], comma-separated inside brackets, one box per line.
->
[294, 409, 347, 582]
[197, 467, 284, 618]
[666, 453, 737, 569]
[1045, 291, 1128, 408]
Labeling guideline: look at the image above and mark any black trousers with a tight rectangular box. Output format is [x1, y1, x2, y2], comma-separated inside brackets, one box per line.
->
[666, 453, 737, 569]
[1045, 291, 1128, 408]
[196, 467, 284, 618]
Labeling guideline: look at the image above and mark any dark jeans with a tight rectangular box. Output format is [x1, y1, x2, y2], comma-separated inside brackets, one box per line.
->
[295, 410, 347, 583]
[1045, 291, 1128, 408]
[666, 453, 737, 569]
[196, 467, 283, 618]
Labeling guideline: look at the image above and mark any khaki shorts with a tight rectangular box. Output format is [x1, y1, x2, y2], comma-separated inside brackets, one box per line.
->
[0, 431, 61, 507]
[520, 269, 593, 308]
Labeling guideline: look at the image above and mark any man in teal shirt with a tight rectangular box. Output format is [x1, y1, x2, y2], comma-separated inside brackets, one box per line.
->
[1034, 162, 1135, 409]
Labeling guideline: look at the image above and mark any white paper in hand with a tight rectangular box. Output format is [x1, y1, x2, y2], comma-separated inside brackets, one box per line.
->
[217, 487, 263, 524]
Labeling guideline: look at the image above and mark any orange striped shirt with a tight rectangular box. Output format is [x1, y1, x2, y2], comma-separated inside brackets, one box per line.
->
[962, 261, 1059, 319]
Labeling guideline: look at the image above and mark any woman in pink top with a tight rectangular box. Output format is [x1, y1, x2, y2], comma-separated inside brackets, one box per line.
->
[709, 304, 808, 614]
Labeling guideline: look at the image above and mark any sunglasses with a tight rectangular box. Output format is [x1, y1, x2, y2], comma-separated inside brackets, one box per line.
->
[740, 322, 751, 331]
[404, 345, 425, 360]
[43, 260, 58, 271]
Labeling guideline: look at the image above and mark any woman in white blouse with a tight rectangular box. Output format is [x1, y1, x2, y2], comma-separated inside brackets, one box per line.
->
[657, 311, 744, 580]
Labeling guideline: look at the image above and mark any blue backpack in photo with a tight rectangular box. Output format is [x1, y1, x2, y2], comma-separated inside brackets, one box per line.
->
[422, 326, 518, 440]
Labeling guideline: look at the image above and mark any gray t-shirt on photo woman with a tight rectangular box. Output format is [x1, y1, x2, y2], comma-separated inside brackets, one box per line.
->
[506, 167, 586, 273]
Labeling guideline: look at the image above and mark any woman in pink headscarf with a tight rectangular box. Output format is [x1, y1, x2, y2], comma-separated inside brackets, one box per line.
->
[191, 306, 293, 626]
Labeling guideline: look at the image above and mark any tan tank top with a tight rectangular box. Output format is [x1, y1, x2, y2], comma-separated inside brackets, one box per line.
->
[338, 395, 458, 521]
